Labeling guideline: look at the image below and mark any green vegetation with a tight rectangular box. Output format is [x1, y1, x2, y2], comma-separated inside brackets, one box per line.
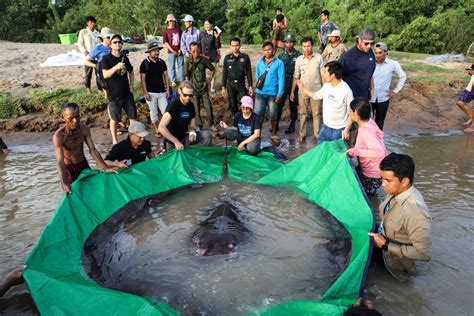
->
[0, 0, 472, 55]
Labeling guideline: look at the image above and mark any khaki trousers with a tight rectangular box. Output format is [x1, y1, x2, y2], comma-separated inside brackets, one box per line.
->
[298, 92, 322, 137]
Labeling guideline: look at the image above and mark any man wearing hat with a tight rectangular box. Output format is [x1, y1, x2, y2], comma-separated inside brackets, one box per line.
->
[321, 29, 347, 62]
[77, 16, 99, 94]
[162, 13, 183, 87]
[339, 28, 377, 101]
[101, 34, 137, 144]
[181, 15, 200, 59]
[104, 121, 155, 168]
[371, 42, 407, 130]
[278, 34, 302, 134]
[140, 42, 171, 137]
[85, 27, 114, 96]
[219, 96, 262, 155]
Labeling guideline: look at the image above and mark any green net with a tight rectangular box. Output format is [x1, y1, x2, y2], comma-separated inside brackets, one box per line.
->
[24, 140, 373, 315]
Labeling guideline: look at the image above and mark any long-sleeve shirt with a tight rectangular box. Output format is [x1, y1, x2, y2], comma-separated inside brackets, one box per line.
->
[180, 27, 200, 57]
[371, 57, 407, 103]
[222, 53, 252, 87]
[379, 186, 432, 275]
[77, 28, 99, 54]
[255, 57, 285, 97]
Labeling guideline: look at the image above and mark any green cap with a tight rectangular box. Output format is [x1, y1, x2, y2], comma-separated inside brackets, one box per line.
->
[284, 34, 296, 42]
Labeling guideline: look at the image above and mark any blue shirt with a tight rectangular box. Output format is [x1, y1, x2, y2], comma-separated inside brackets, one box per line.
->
[88, 43, 111, 63]
[180, 27, 200, 57]
[255, 57, 285, 97]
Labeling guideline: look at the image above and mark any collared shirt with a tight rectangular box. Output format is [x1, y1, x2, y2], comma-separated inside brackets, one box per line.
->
[255, 56, 285, 97]
[180, 27, 200, 57]
[379, 186, 432, 274]
[279, 49, 302, 88]
[199, 30, 221, 62]
[371, 57, 407, 103]
[294, 53, 324, 91]
[183, 55, 215, 93]
[321, 42, 347, 62]
[222, 53, 252, 86]
[77, 28, 99, 53]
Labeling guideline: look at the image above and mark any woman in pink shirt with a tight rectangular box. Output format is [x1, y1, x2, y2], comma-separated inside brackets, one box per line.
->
[347, 98, 388, 195]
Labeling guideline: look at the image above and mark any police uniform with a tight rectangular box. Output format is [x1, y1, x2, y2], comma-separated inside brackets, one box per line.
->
[278, 49, 302, 131]
[222, 53, 253, 115]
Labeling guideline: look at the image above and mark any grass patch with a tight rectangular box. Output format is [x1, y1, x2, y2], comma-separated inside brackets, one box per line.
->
[409, 75, 451, 84]
[399, 60, 452, 74]
[0, 92, 30, 119]
[390, 51, 432, 60]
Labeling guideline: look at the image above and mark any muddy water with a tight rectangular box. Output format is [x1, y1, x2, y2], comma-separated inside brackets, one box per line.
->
[0, 134, 473, 315]
[83, 182, 350, 315]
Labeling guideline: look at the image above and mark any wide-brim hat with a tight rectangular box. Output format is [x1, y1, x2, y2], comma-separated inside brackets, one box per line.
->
[182, 15, 195, 22]
[166, 14, 176, 22]
[145, 42, 162, 53]
[97, 27, 113, 39]
[328, 29, 341, 38]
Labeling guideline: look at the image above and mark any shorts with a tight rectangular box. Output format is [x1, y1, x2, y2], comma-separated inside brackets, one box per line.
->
[108, 97, 137, 122]
[357, 168, 382, 196]
[65, 160, 90, 184]
[458, 89, 474, 103]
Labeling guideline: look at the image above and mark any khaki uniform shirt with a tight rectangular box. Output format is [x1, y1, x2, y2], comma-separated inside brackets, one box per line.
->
[294, 53, 324, 91]
[379, 186, 432, 277]
[322, 42, 348, 62]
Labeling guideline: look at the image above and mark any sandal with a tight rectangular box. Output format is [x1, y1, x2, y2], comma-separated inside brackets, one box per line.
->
[154, 132, 162, 138]
[270, 135, 281, 143]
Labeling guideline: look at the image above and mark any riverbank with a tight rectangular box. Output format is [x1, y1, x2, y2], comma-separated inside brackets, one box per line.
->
[0, 42, 472, 139]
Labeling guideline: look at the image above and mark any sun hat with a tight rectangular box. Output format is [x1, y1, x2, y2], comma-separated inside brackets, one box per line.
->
[97, 27, 113, 39]
[241, 96, 254, 109]
[145, 42, 162, 53]
[182, 15, 195, 22]
[327, 30, 341, 38]
[166, 14, 176, 22]
[128, 122, 149, 137]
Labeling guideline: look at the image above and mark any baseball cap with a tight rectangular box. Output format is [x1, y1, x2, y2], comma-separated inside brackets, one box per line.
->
[375, 42, 388, 51]
[128, 122, 149, 137]
[241, 96, 254, 109]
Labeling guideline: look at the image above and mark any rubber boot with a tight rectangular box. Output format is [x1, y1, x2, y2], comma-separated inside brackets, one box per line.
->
[285, 120, 296, 134]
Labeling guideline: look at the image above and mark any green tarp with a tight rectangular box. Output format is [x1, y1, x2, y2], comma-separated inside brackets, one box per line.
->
[24, 140, 373, 315]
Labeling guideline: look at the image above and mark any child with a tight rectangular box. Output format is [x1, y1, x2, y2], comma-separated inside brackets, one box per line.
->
[272, 14, 286, 56]
[347, 98, 388, 196]
[220, 96, 262, 155]
[456, 64, 474, 133]
[298, 60, 354, 143]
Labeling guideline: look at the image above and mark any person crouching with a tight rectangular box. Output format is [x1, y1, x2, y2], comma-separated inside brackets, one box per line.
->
[220, 96, 261, 155]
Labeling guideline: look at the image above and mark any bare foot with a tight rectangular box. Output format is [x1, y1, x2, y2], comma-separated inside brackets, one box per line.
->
[298, 135, 306, 142]
[463, 126, 474, 133]
[462, 118, 472, 126]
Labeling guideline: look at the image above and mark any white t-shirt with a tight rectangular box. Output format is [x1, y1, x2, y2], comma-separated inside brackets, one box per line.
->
[466, 75, 473, 92]
[313, 80, 354, 129]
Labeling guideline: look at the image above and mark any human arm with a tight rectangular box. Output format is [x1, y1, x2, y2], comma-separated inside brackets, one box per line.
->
[77, 29, 88, 55]
[238, 129, 260, 151]
[53, 131, 73, 193]
[162, 29, 176, 55]
[140, 73, 151, 101]
[127, 59, 134, 93]
[163, 70, 171, 98]
[158, 112, 184, 150]
[84, 127, 116, 173]
[102, 57, 125, 79]
[180, 33, 189, 57]
[388, 61, 407, 97]
[0, 265, 26, 297]
[206, 59, 215, 86]
[246, 56, 253, 90]
[276, 61, 285, 99]
[342, 90, 355, 140]
[347, 131, 387, 158]
[282, 17, 288, 29]
[103, 143, 128, 168]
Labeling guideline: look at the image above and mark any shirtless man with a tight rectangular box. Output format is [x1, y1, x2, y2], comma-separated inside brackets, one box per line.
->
[53, 102, 115, 193]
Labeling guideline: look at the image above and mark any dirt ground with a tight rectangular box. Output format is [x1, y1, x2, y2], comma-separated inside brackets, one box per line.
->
[0, 41, 471, 140]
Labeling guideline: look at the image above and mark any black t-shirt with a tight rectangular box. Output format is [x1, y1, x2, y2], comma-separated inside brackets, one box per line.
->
[139, 57, 167, 93]
[339, 47, 375, 100]
[101, 53, 134, 100]
[104, 137, 152, 165]
[165, 98, 196, 142]
[233, 111, 262, 138]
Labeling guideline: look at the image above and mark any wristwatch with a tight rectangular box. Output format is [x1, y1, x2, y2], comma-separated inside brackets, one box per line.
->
[382, 239, 390, 251]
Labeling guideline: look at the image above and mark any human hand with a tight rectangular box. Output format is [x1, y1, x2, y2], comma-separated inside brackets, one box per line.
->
[346, 148, 358, 157]
[295, 80, 303, 88]
[144, 93, 151, 101]
[248, 86, 253, 96]
[4, 265, 26, 286]
[237, 143, 245, 151]
[116, 160, 129, 168]
[188, 131, 197, 143]
[166, 89, 170, 98]
[116, 62, 126, 70]
[221, 87, 228, 99]
[175, 141, 184, 150]
[2, 148, 11, 155]
[219, 121, 228, 129]
[368, 232, 386, 248]
[61, 181, 72, 194]
[387, 91, 396, 98]
[103, 168, 118, 174]
[289, 92, 295, 102]
[342, 129, 350, 140]
[275, 96, 281, 104]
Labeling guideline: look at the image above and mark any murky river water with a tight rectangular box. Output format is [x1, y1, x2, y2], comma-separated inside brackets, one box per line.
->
[0, 133, 472, 315]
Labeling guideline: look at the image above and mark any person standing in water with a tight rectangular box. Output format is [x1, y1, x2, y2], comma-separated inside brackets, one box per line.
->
[53, 103, 115, 193]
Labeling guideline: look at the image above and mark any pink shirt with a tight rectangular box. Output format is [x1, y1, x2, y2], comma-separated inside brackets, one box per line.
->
[349, 119, 387, 178]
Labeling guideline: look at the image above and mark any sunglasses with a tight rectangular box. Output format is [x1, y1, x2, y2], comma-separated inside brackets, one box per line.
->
[112, 41, 122, 44]
[363, 41, 374, 46]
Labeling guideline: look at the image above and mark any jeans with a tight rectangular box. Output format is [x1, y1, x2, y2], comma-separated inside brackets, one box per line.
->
[254, 93, 278, 121]
[224, 128, 261, 155]
[167, 53, 184, 83]
[165, 129, 213, 150]
[318, 123, 344, 144]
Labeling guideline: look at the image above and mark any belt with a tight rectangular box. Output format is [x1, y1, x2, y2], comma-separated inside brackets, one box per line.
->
[230, 79, 244, 83]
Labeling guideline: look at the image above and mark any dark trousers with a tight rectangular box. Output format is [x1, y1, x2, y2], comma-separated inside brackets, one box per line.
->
[278, 86, 298, 122]
[226, 81, 247, 115]
[370, 100, 390, 130]
[84, 65, 95, 89]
